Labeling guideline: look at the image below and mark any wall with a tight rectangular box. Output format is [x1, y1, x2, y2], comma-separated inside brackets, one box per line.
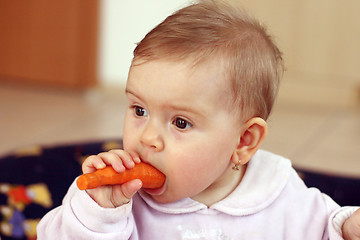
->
[232, 0, 360, 107]
[98, 0, 189, 87]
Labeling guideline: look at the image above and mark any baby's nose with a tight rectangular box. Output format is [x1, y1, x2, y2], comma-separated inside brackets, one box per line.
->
[140, 121, 164, 152]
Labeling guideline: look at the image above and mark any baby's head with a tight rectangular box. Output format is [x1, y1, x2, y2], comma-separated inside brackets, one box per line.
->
[132, 0, 284, 123]
[125, 1, 284, 204]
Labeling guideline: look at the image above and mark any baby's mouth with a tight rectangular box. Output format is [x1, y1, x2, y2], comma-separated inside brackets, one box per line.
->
[137, 156, 165, 190]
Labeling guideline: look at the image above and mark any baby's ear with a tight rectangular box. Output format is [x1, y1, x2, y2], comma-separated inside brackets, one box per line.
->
[231, 117, 267, 165]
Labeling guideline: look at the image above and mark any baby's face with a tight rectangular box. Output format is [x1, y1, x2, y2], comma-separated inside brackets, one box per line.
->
[123, 59, 243, 204]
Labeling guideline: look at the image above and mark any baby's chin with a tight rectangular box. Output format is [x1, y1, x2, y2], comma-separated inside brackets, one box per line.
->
[143, 185, 165, 196]
[145, 189, 183, 204]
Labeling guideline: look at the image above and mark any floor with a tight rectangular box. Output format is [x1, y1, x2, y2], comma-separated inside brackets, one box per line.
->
[1, 83, 359, 177]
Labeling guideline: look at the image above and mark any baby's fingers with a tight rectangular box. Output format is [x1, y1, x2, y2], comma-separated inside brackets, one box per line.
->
[111, 179, 142, 207]
[82, 151, 126, 174]
[82, 155, 107, 174]
[98, 151, 128, 172]
[109, 149, 140, 167]
[82, 150, 139, 174]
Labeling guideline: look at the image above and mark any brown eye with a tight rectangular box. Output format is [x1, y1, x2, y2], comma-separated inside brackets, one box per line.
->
[134, 106, 147, 116]
[173, 118, 192, 129]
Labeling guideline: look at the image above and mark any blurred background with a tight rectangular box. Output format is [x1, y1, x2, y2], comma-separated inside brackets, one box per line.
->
[1, 0, 359, 176]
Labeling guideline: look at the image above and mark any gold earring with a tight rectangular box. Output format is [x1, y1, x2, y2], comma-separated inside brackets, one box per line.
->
[232, 161, 242, 171]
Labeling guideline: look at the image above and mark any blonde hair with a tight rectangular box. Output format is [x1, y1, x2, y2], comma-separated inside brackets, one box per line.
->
[133, 0, 284, 121]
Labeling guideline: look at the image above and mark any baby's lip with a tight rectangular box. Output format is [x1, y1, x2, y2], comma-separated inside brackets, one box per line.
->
[137, 153, 148, 164]
[143, 180, 166, 196]
[138, 155, 161, 172]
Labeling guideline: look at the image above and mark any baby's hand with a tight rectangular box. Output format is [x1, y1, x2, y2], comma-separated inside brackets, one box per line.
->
[81, 150, 142, 208]
[342, 208, 360, 240]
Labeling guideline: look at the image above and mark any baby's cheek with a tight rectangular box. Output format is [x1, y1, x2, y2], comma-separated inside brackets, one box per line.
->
[122, 135, 137, 153]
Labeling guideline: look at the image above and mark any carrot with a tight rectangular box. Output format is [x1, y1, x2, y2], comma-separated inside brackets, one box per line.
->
[76, 162, 165, 190]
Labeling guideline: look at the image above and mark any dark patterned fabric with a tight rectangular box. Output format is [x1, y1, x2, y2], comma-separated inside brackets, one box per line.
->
[0, 140, 123, 240]
[0, 139, 358, 240]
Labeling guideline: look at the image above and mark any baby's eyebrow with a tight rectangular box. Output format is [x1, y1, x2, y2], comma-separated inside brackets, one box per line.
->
[165, 103, 206, 119]
[125, 88, 142, 100]
[124, 88, 133, 95]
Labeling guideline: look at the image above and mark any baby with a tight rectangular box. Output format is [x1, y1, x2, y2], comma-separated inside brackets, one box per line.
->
[37, 1, 360, 239]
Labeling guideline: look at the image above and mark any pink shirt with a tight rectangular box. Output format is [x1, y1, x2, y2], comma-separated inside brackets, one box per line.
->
[37, 150, 358, 239]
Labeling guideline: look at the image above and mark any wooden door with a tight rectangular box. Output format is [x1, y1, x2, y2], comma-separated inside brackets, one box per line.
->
[0, 0, 99, 89]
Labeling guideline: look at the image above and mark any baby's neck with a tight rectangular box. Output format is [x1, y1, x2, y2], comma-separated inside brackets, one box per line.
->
[191, 164, 246, 207]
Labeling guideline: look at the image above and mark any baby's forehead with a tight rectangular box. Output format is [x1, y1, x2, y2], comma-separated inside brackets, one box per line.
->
[129, 57, 236, 112]
[132, 57, 231, 92]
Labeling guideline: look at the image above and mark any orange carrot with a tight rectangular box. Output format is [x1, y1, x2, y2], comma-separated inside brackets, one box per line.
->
[76, 162, 165, 190]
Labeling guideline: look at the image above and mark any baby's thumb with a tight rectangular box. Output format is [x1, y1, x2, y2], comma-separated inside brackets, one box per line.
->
[112, 179, 143, 207]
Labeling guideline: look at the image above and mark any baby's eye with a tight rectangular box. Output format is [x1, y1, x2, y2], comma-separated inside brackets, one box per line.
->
[134, 106, 148, 117]
[173, 118, 192, 130]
